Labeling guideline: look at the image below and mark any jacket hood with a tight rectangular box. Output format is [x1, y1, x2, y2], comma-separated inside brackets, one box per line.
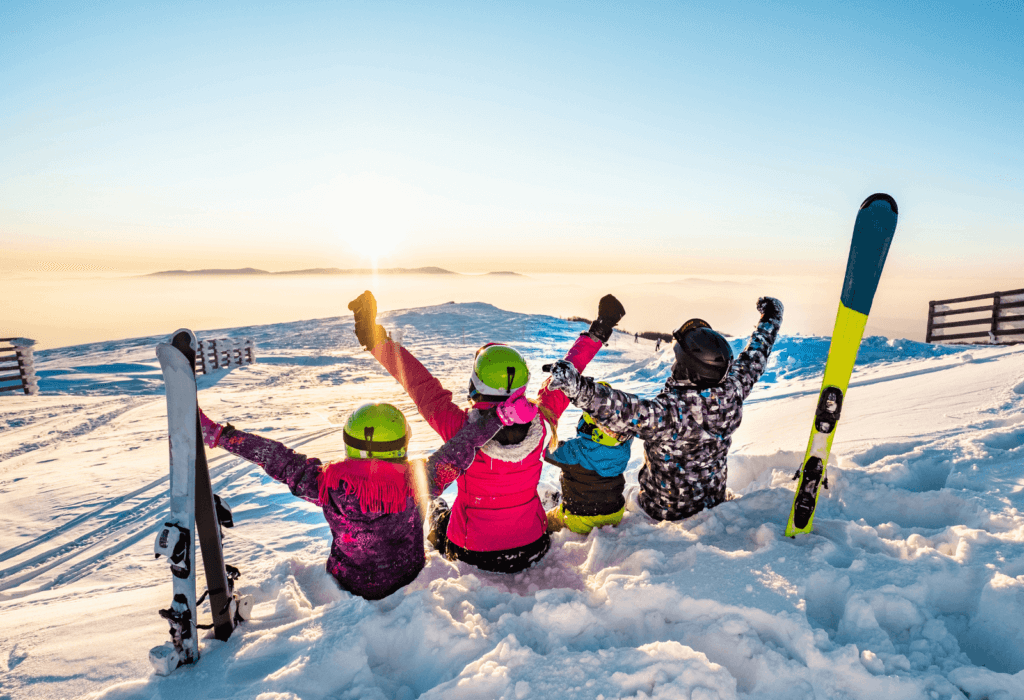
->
[478, 413, 545, 463]
[548, 435, 633, 479]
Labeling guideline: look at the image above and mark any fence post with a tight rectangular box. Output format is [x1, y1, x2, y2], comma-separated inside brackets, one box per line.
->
[991, 292, 1002, 343]
[926, 301, 935, 343]
[195, 336, 256, 372]
[13, 339, 38, 395]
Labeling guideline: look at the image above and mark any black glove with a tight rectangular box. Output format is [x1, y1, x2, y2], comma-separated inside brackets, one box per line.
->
[757, 296, 784, 323]
[587, 294, 626, 344]
[348, 290, 388, 351]
[545, 360, 583, 398]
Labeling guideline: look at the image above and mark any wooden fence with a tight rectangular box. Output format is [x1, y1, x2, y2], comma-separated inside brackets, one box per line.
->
[926, 288, 1024, 344]
[197, 337, 256, 374]
[0, 338, 39, 395]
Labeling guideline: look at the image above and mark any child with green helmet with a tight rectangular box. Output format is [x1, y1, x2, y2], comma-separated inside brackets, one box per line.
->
[342, 402, 410, 461]
[543, 382, 636, 535]
[197, 388, 536, 600]
[349, 291, 626, 574]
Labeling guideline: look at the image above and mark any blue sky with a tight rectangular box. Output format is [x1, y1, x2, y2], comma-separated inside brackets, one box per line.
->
[2, 1, 1021, 274]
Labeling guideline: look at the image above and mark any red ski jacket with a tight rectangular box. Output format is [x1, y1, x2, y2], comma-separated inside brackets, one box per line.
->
[372, 334, 601, 551]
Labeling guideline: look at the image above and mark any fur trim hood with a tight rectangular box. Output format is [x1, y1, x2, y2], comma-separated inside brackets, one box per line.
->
[475, 412, 546, 463]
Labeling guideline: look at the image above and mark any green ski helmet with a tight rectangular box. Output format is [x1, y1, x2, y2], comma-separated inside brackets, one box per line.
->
[468, 343, 530, 403]
[576, 383, 627, 447]
[343, 403, 410, 460]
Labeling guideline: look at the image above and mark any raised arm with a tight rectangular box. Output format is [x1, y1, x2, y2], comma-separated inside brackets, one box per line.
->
[537, 333, 602, 419]
[556, 374, 685, 442]
[371, 339, 467, 441]
[538, 294, 625, 419]
[727, 296, 783, 399]
[349, 291, 467, 441]
[200, 410, 322, 504]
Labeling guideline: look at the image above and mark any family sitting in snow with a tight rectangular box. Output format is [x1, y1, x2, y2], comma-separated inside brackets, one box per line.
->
[199, 290, 782, 600]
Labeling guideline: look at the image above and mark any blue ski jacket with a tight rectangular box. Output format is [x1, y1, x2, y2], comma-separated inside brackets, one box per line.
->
[548, 435, 633, 478]
[545, 433, 634, 517]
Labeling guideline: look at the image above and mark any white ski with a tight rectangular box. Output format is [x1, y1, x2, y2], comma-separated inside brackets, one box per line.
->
[150, 330, 201, 675]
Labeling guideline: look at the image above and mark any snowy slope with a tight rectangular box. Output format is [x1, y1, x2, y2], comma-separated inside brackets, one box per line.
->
[2, 302, 1024, 700]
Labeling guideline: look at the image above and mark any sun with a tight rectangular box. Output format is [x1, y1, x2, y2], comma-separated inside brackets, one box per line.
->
[346, 234, 400, 263]
[333, 173, 414, 265]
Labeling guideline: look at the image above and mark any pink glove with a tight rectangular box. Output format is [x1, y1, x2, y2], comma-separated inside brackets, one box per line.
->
[199, 408, 224, 449]
[496, 387, 538, 426]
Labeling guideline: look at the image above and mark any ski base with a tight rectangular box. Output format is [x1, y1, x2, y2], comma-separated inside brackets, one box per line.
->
[784, 193, 898, 537]
[154, 332, 201, 668]
[153, 328, 250, 674]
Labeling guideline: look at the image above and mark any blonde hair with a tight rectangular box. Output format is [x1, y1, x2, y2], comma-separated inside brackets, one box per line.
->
[536, 401, 558, 449]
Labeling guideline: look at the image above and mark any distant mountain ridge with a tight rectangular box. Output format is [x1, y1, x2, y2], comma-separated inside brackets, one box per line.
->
[150, 267, 270, 276]
[148, 266, 458, 276]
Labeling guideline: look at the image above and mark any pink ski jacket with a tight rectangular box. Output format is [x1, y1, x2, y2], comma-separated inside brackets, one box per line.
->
[371, 334, 601, 552]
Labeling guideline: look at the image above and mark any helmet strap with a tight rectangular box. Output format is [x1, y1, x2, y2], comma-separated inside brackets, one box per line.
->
[342, 432, 408, 453]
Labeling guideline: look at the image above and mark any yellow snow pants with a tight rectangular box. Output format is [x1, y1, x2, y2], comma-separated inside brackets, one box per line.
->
[546, 504, 625, 535]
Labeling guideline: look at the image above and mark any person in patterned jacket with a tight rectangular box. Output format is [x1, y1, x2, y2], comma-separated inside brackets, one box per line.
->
[546, 296, 783, 522]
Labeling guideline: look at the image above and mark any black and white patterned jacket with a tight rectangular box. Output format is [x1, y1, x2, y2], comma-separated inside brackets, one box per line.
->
[569, 315, 781, 521]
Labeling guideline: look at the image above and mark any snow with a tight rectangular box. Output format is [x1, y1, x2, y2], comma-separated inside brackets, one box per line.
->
[2, 301, 1024, 700]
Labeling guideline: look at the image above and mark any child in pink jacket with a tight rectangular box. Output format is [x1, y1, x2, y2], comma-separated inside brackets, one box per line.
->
[348, 292, 625, 573]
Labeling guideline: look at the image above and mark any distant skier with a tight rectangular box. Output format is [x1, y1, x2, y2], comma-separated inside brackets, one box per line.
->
[546, 297, 783, 521]
[197, 394, 535, 599]
[634, 332, 638, 343]
[349, 290, 625, 573]
[543, 385, 635, 535]
[655, 338, 661, 352]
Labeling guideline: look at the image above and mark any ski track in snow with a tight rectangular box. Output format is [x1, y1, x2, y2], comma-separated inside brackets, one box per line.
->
[0, 398, 147, 469]
[2, 302, 1024, 700]
[0, 429, 341, 599]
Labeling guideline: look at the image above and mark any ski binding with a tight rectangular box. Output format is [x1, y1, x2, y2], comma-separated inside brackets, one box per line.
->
[154, 521, 192, 578]
[791, 457, 824, 531]
[150, 593, 195, 675]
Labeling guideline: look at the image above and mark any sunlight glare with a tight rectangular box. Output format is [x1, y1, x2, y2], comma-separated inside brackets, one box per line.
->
[334, 173, 426, 267]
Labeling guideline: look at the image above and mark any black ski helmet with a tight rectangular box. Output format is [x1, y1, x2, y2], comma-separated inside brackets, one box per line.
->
[671, 319, 734, 388]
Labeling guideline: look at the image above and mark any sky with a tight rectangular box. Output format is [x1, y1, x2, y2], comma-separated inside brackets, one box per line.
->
[1, 0, 1022, 277]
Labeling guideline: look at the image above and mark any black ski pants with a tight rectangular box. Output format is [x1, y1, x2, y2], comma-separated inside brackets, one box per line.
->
[426, 498, 550, 574]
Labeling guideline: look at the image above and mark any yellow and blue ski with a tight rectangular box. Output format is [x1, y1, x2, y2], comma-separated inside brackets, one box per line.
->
[785, 193, 899, 537]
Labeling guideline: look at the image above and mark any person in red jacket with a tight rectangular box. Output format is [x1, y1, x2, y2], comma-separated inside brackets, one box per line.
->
[348, 292, 626, 573]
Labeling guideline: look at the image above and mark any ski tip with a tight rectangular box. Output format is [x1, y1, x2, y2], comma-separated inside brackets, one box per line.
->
[169, 329, 198, 354]
[859, 193, 898, 215]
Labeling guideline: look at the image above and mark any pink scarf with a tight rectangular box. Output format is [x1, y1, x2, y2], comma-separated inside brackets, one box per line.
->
[317, 459, 413, 514]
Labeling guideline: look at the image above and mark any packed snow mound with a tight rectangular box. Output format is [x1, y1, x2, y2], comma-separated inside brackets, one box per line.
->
[757, 335, 975, 385]
[2, 302, 1024, 700]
